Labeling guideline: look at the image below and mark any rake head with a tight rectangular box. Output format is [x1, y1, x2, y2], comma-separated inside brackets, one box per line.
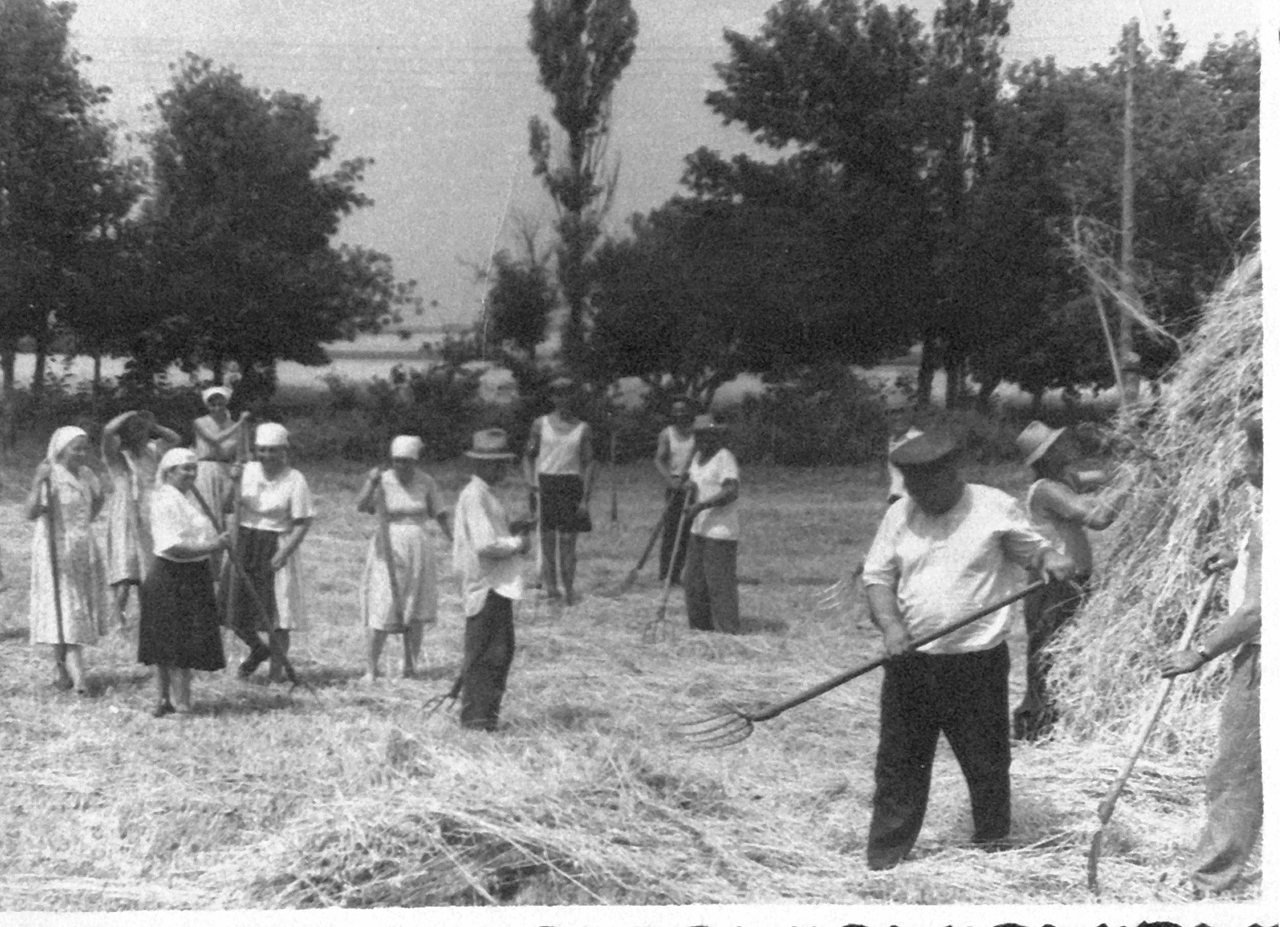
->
[640, 614, 674, 644]
[674, 704, 755, 749]
[423, 691, 458, 719]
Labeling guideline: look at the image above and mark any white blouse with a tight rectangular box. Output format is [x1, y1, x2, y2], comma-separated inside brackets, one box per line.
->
[151, 484, 219, 562]
[239, 462, 315, 533]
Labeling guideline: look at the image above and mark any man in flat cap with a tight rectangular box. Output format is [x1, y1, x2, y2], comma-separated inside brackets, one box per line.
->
[860, 430, 1077, 870]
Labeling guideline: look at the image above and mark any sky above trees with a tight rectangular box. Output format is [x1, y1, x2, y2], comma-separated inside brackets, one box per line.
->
[68, 0, 1261, 328]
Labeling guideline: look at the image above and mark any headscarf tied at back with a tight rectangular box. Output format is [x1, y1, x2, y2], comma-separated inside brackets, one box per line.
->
[46, 426, 88, 464]
[390, 435, 423, 460]
[201, 385, 233, 407]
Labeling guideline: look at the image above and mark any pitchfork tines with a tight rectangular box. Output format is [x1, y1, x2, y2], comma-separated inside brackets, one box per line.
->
[675, 703, 756, 749]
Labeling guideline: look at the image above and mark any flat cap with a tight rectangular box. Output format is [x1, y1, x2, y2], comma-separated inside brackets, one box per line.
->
[889, 431, 958, 468]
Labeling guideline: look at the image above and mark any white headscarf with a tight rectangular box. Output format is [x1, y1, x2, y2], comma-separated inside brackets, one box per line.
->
[201, 385, 233, 407]
[390, 435, 423, 460]
[157, 447, 199, 477]
[46, 426, 87, 464]
[254, 422, 289, 447]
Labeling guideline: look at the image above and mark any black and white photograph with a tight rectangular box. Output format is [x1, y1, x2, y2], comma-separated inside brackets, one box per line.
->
[0, 0, 1268, 920]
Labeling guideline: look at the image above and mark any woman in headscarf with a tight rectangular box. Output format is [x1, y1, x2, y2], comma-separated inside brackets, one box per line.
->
[138, 448, 228, 717]
[192, 385, 251, 531]
[355, 434, 452, 681]
[224, 422, 314, 683]
[102, 410, 181, 627]
[25, 426, 109, 695]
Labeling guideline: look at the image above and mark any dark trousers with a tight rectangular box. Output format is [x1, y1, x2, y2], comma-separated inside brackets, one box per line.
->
[460, 591, 515, 731]
[683, 535, 739, 633]
[1189, 643, 1261, 893]
[1014, 576, 1089, 741]
[658, 487, 692, 582]
[867, 643, 1011, 870]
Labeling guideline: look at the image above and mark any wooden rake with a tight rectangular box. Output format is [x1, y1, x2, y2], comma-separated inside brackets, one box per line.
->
[676, 581, 1046, 748]
[641, 498, 692, 644]
[1086, 567, 1220, 894]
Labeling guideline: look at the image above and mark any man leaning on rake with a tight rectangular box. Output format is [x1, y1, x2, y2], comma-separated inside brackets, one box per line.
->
[861, 431, 1077, 871]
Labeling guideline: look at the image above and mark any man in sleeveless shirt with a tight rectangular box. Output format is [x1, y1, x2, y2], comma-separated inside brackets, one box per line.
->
[653, 399, 696, 583]
[523, 377, 596, 606]
[1012, 420, 1121, 741]
[1159, 415, 1262, 896]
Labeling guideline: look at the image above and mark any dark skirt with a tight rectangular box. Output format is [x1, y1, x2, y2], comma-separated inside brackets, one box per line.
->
[537, 474, 589, 532]
[221, 526, 280, 635]
[138, 558, 226, 671]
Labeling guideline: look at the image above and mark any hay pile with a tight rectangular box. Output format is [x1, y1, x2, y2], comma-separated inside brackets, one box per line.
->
[1048, 251, 1262, 751]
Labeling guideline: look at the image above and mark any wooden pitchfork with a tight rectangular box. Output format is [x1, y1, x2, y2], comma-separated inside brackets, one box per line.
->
[191, 486, 323, 705]
[641, 497, 693, 644]
[606, 502, 670, 597]
[1086, 567, 1221, 893]
[677, 581, 1046, 748]
[42, 475, 66, 655]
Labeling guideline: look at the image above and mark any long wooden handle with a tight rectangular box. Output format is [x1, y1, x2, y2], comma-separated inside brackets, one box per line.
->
[750, 582, 1048, 723]
[655, 503, 694, 621]
[1094, 571, 1219, 825]
[43, 476, 65, 647]
[373, 475, 406, 630]
[633, 503, 670, 574]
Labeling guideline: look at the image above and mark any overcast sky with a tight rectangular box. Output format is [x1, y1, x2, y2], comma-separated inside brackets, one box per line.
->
[68, 0, 1263, 328]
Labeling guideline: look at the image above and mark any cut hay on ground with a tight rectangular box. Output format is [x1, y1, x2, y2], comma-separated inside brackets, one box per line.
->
[1048, 250, 1261, 753]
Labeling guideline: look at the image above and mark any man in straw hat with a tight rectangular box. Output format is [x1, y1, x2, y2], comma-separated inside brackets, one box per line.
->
[523, 376, 595, 606]
[861, 430, 1077, 870]
[1012, 420, 1120, 742]
[1158, 414, 1262, 896]
[453, 428, 532, 731]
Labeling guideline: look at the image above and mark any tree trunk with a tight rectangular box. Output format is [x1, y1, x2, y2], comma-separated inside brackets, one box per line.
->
[92, 350, 102, 411]
[916, 338, 939, 409]
[0, 343, 14, 393]
[31, 331, 48, 404]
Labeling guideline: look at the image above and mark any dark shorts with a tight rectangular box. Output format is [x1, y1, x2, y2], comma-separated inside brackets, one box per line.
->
[537, 474, 588, 532]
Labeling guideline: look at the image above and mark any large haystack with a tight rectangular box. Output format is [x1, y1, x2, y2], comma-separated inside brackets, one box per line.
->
[1048, 251, 1262, 753]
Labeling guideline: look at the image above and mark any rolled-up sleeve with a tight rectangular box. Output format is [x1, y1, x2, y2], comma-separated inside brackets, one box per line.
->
[998, 495, 1053, 569]
[862, 505, 903, 589]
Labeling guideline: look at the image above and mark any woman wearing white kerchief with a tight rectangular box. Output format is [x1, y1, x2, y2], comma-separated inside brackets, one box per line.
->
[25, 426, 108, 695]
[355, 434, 452, 681]
[138, 448, 229, 717]
[225, 422, 314, 683]
[192, 385, 250, 530]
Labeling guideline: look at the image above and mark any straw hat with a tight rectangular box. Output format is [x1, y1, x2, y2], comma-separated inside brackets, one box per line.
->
[1016, 420, 1066, 467]
[889, 431, 958, 469]
[254, 422, 290, 448]
[692, 414, 727, 433]
[465, 428, 515, 460]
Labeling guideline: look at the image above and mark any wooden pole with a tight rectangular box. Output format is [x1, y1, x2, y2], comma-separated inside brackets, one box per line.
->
[1118, 20, 1139, 407]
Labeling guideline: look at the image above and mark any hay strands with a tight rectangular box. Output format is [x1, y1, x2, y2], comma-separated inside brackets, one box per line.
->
[1086, 568, 1221, 894]
[604, 504, 669, 598]
[678, 581, 1045, 749]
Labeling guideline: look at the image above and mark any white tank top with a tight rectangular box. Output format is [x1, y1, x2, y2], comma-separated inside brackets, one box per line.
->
[536, 416, 586, 475]
[664, 426, 696, 476]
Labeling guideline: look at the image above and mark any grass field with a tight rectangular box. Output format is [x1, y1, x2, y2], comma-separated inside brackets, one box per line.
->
[0, 451, 1253, 911]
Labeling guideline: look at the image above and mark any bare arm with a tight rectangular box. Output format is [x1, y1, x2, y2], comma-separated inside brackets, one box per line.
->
[523, 420, 541, 488]
[193, 413, 249, 446]
[866, 583, 911, 656]
[1035, 480, 1120, 530]
[151, 423, 182, 448]
[690, 477, 739, 513]
[101, 411, 136, 468]
[653, 428, 673, 482]
[579, 425, 597, 504]
[24, 463, 53, 521]
[354, 468, 381, 514]
[270, 518, 312, 571]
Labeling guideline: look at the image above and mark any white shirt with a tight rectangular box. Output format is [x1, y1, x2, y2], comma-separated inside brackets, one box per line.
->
[535, 416, 586, 476]
[863, 484, 1054, 654]
[688, 447, 740, 540]
[150, 484, 219, 562]
[239, 462, 315, 532]
[453, 474, 525, 615]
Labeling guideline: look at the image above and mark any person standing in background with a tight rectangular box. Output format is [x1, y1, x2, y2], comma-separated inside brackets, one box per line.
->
[523, 377, 595, 605]
[683, 414, 741, 634]
[653, 399, 697, 584]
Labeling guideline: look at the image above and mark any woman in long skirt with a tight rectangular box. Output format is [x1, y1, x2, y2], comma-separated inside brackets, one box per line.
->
[224, 422, 314, 683]
[138, 448, 228, 716]
[26, 426, 109, 695]
[355, 435, 451, 681]
[102, 410, 181, 627]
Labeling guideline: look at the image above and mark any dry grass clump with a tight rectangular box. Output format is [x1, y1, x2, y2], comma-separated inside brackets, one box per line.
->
[1048, 251, 1261, 751]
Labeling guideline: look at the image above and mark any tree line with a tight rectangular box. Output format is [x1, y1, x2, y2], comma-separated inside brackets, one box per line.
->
[0, 0, 417, 405]
[488, 0, 1258, 410]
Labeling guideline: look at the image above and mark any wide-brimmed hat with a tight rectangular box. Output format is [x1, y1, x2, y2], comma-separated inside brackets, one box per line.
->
[889, 431, 959, 469]
[692, 414, 727, 433]
[254, 422, 290, 448]
[1016, 420, 1066, 467]
[465, 428, 515, 460]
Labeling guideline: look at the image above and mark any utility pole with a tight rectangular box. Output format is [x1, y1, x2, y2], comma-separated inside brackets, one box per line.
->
[1118, 19, 1140, 407]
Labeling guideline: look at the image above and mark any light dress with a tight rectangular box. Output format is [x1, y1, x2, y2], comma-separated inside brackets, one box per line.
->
[359, 469, 447, 632]
[29, 464, 109, 645]
[193, 414, 241, 527]
[104, 444, 159, 585]
[228, 462, 314, 631]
